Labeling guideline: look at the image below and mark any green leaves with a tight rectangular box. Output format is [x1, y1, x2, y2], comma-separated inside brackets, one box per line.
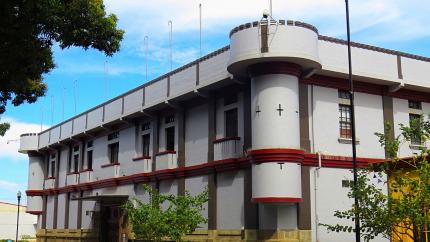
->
[0, 0, 124, 130]
[123, 185, 209, 242]
[324, 119, 430, 242]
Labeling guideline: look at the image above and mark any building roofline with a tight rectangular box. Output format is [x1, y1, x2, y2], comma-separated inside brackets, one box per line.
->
[37, 20, 430, 136]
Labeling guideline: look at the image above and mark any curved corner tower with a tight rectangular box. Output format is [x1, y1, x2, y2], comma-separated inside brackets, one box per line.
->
[19, 133, 44, 215]
[227, 20, 321, 204]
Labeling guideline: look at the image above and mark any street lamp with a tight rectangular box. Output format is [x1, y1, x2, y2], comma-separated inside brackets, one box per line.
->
[16, 191, 21, 242]
[344, 1, 360, 242]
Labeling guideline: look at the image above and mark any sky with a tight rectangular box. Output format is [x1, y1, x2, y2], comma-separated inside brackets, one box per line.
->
[1, 0, 429, 204]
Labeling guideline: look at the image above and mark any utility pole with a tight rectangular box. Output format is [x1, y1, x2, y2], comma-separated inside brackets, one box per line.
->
[345, 1, 360, 241]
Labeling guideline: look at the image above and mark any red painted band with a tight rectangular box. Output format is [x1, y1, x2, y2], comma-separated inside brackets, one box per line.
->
[248, 148, 305, 164]
[100, 162, 120, 168]
[79, 168, 93, 173]
[27, 211, 43, 215]
[213, 136, 241, 144]
[132, 156, 152, 161]
[155, 150, 177, 156]
[252, 197, 302, 203]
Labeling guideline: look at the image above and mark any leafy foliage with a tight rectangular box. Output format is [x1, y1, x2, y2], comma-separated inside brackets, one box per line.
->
[123, 185, 209, 242]
[322, 116, 430, 242]
[0, 0, 124, 135]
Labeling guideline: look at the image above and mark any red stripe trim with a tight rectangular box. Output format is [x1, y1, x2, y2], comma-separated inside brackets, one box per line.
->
[248, 148, 305, 164]
[27, 211, 43, 215]
[26, 152, 386, 196]
[100, 162, 120, 168]
[132, 156, 152, 161]
[213, 136, 241, 144]
[155, 150, 177, 156]
[79, 168, 93, 173]
[252, 197, 302, 203]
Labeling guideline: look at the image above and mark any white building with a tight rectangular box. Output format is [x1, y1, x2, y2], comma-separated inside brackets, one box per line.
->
[19, 19, 430, 242]
[0, 201, 37, 240]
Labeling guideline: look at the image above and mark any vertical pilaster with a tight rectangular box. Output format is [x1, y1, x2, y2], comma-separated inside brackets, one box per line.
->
[77, 191, 83, 229]
[207, 95, 217, 229]
[298, 83, 312, 230]
[152, 114, 159, 171]
[177, 109, 186, 196]
[382, 95, 395, 158]
[64, 193, 70, 229]
[53, 148, 61, 229]
[243, 84, 259, 229]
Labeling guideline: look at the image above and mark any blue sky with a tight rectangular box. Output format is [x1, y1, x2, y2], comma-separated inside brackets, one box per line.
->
[0, 0, 429, 204]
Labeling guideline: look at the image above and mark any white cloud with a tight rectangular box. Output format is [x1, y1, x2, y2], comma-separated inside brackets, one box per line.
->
[104, 0, 430, 43]
[0, 117, 47, 162]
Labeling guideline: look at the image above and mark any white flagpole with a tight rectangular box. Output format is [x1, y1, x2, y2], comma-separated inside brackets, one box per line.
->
[144, 35, 149, 81]
[168, 20, 173, 71]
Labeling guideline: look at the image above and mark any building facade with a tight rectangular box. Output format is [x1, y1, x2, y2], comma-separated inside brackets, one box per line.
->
[19, 19, 430, 242]
[0, 202, 37, 240]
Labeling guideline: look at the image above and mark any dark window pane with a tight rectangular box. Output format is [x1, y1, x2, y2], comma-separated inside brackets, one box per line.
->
[165, 127, 175, 151]
[142, 134, 150, 157]
[224, 94, 237, 106]
[409, 113, 422, 145]
[87, 141, 93, 148]
[73, 154, 79, 172]
[51, 160, 55, 178]
[109, 142, 119, 163]
[338, 90, 351, 99]
[108, 132, 119, 141]
[225, 108, 238, 137]
[408, 100, 422, 110]
[142, 122, 151, 131]
[87, 150, 93, 170]
[339, 104, 352, 139]
[165, 115, 175, 124]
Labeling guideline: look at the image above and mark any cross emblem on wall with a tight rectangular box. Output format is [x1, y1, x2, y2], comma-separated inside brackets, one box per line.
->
[255, 105, 261, 116]
[276, 104, 284, 116]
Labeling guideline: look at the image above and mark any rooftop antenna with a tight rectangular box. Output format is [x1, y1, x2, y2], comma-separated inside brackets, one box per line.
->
[199, 3, 202, 58]
[168, 20, 173, 71]
[61, 86, 66, 121]
[104, 61, 108, 99]
[73, 80, 77, 115]
[269, 0, 273, 18]
[144, 36, 149, 82]
[40, 105, 44, 132]
[50, 95, 54, 126]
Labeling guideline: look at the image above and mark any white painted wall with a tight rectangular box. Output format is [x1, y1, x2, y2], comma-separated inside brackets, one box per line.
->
[310, 167, 388, 242]
[185, 104, 208, 166]
[217, 170, 244, 229]
[46, 196, 54, 229]
[0, 207, 37, 239]
[312, 86, 385, 158]
[185, 176, 209, 229]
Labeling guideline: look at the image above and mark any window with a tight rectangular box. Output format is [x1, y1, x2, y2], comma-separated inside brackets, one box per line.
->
[338, 90, 351, 100]
[86, 140, 93, 170]
[87, 150, 93, 170]
[225, 108, 238, 137]
[108, 132, 119, 141]
[342, 179, 353, 188]
[50, 154, 56, 178]
[408, 100, 422, 110]
[142, 122, 151, 131]
[224, 94, 237, 106]
[142, 134, 150, 157]
[339, 104, 352, 139]
[73, 154, 79, 172]
[165, 115, 175, 124]
[409, 114, 422, 145]
[68, 145, 80, 173]
[165, 127, 175, 151]
[108, 142, 119, 164]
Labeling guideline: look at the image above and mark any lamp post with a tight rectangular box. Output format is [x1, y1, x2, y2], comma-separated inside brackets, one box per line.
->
[16, 191, 21, 242]
[344, 1, 360, 241]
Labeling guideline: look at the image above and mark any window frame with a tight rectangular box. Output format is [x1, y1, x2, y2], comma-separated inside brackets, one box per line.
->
[225, 108, 238, 138]
[165, 126, 175, 151]
[339, 104, 352, 139]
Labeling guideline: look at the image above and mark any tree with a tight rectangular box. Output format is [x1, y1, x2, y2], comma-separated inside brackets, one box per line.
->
[0, 0, 124, 135]
[123, 185, 209, 242]
[322, 116, 430, 242]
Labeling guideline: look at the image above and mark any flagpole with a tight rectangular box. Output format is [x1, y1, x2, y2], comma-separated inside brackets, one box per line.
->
[345, 0, 360, 241]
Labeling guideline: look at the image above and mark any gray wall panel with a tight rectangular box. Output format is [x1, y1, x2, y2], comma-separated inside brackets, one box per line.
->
[199, 51, 229, 86]
[46, 196, 55, 229]
[57, 194, 66, 229]
[124, 89, 144, 115]
[185, 104, 209, 166]
[170, 66, 196, 97]
[104, 98, 123, 123]
[87, 107, 103, 130]
[185, 176, 209, 229]
[68, 192, 78, 229]
[73, 115, 87, 134]
[217, 170, 244, 229]
[60, 121, 73, 139]
[146, 78, 167, 105]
